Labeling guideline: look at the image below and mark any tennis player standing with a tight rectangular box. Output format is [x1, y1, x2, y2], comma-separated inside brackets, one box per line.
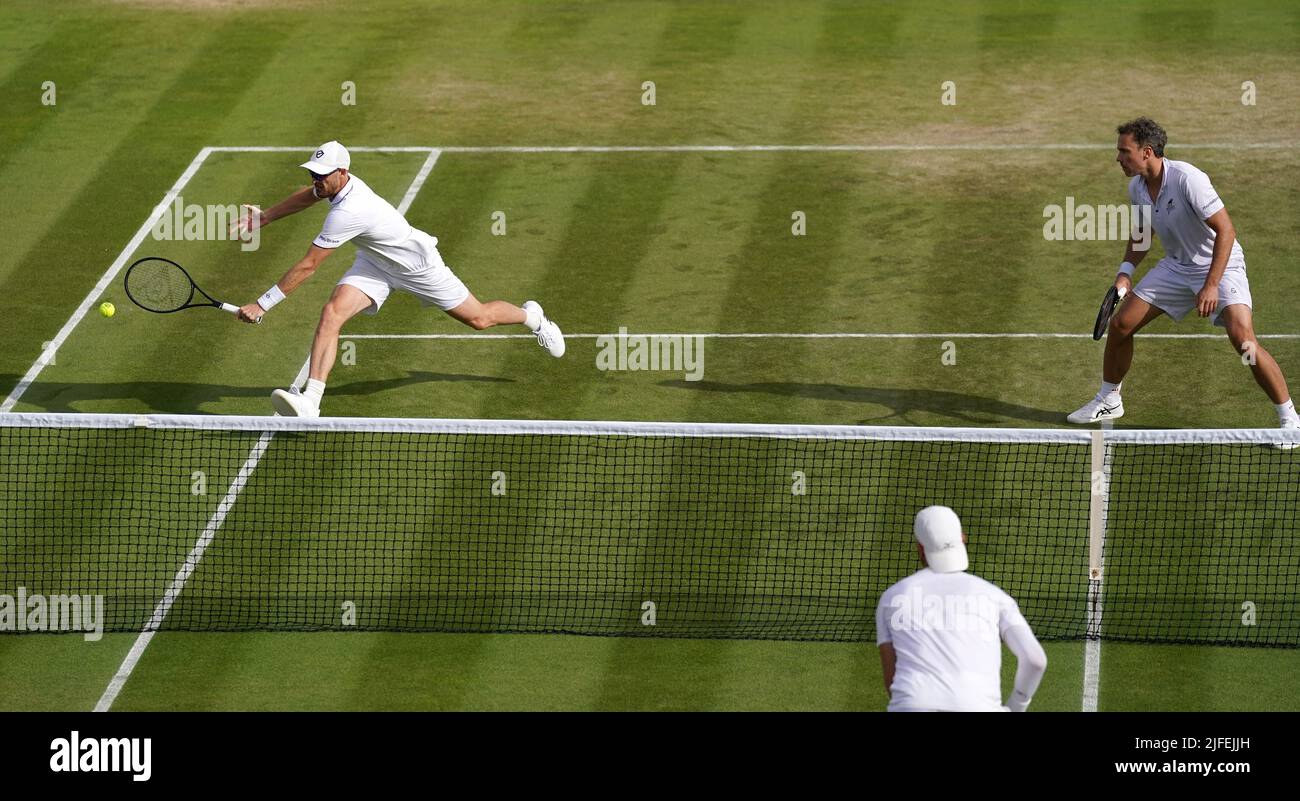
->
[876, 506, 1048, 712]
[232, 141, 565, 417]
[1067, 118, 1299, 431]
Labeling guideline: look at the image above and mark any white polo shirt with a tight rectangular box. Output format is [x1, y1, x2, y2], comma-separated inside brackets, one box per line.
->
[875, 568, 1029, 712]
[313, 174, 441, 275]
[1127, 158, 1244, 274]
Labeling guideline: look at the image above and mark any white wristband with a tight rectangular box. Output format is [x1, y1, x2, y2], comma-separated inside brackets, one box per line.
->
[257, 285, 286, 312]
[1118, 261, 1136, 277]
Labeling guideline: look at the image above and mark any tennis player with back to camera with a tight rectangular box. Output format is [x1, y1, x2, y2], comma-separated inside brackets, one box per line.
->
[876, 506, 1048, 712]
[230, 141, 566, 417]
[1067, 118, 1300, 434]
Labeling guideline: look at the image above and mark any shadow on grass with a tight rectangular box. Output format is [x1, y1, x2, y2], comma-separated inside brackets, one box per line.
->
[659, 379, 1071, 426]
[1, 371, 513, 413]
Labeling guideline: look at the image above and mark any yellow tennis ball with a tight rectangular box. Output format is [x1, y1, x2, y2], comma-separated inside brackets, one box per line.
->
[100, 302, 115, 318]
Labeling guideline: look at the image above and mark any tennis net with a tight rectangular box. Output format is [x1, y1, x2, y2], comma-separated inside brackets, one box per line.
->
[0, 414, 1296, 646]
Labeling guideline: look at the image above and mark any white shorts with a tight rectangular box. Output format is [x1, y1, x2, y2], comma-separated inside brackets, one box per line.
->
[338, 252, 470, 314]
[1133, 257, 1252, 327]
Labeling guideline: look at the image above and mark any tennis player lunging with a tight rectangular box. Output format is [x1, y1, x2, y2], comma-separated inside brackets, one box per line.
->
[876, 506, 1048, 712]
[232, 141, 565, 417]
[1067, 118, 1299, 431]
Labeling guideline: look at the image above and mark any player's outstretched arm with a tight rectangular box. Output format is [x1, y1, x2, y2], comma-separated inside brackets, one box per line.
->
[229, 186, 322, 239]
[236, 244, 334, 323]
[275, 244, 334, 294]
[262, 186, 323, 225]
[1002, 624, 1047, 712]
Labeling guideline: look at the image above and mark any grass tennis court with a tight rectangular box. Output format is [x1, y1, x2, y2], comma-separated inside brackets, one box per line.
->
[1, 0, 1298, 711]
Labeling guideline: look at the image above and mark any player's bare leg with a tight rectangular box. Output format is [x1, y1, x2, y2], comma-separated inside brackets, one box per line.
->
[1102, 296, 1166, 384]
[1221, 305, 1298, 417]
[446, 292, 565, 357]
[1067, 296, 1164, 424]
[1223, 305, 1300, 448]
[308, 284, 375, 383]
[444, 293, 525, 329]
[271, 283, 374, 417]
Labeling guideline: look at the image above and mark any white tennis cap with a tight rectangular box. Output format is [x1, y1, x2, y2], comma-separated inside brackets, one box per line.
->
[913, 505, 968, 573]
[301, 141, 350, 174]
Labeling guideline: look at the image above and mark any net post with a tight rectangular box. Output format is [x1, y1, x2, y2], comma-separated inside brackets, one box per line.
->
[1088, 429, 1107, 584]
[1086, 429, 1109, 642]
[1082, 429, 1109, 710]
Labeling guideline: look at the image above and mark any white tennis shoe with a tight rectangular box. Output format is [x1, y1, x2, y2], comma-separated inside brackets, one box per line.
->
[1066, 396, 1124, 424]
[1273, 417, 1300, 450]
[271, 388, 320, 418]
[523, 301, 565, 358]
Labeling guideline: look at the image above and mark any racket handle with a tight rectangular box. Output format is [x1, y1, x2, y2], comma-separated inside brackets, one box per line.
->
[221, 302, 262, 324]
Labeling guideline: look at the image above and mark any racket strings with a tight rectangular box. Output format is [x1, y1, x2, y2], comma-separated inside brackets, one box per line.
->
[126, 260, 193, 312]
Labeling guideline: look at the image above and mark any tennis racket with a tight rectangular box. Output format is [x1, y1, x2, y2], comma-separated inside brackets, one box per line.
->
[123, 257, 259, 323]
[1092, 285, 1127, 340]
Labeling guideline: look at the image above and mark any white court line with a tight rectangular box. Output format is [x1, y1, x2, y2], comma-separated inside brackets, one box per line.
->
[444, 143, 1300, 153]
[0, 148, 215, 413]
[95, 431, 274, 712]
[206, 143, 1300, 153]
[337, 332, 1300, 340]
[210, 146, 437, 153]
[1082, 633, 1103, 712]
[396, 149, 443, 214]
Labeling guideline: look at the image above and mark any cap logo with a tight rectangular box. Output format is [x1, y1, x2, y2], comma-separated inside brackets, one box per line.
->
[315, 150, 325, 159]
